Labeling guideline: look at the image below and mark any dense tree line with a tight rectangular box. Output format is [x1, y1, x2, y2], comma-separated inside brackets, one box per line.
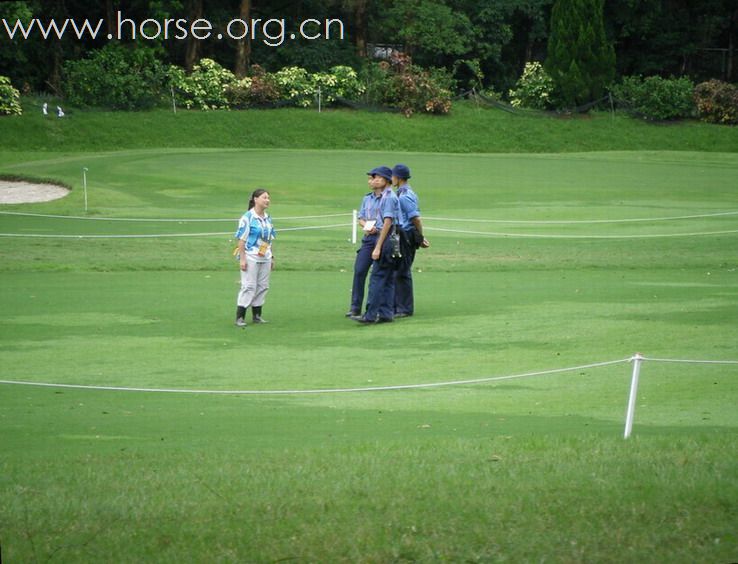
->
[1, 0, 736, 99]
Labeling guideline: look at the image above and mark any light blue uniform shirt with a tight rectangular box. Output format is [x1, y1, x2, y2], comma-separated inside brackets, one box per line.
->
[397, 184, 420, 232]
[235, 209, 276, 261]
[358, 191, 382, 225]
[378, 187, 401, 225]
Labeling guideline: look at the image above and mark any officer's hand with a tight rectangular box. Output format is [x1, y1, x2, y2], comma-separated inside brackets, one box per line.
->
[371, 248, 381, 261]
[420, 238, 430, 248]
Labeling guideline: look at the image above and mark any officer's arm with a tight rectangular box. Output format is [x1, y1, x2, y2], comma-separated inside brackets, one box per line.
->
[373, 217, 393, 256]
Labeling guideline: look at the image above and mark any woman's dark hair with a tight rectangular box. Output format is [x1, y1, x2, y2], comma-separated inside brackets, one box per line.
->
[248, 188, 269, 210]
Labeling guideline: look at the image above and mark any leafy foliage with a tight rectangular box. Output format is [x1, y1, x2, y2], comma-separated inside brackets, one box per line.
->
[63, 44, 167, 110]
[0, 75, 22, 116]
[360, 54, 453, 116]
[168, 58, 235, 111]
[613, 75, 695, 121]
[224, 65, 281, 108]
[694, 80, 738, 125]
[508, 62, 555, 110]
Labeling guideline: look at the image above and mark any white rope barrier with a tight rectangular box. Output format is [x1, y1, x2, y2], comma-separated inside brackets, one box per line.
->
[0, 358, 631, 395]
[0, 223, 353, 239]
[640, 356, 738, 365]
[0, 211, 352, 222]
[424, 210, 738, 225]
[2, 354, 736, 439]
[623, 354, 738, 438]
[425, 226, 738, 240]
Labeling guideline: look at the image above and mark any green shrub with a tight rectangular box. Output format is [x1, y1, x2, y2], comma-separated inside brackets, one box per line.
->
[273, 66, 315, 108]
[508, 62, 555, 110]
[169, 59, 235, 111]
[0, 76, 22, 116]
[312, 65, 365, 104]
[63, 44, 166, 110]
[694, 80, 738, 125]
[226, 65, 281, 108]
[613, 75, 695, 121]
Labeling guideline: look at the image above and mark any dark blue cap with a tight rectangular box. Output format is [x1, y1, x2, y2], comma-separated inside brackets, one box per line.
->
[392, 164, 411, 179]
[367, 166, 393, 182]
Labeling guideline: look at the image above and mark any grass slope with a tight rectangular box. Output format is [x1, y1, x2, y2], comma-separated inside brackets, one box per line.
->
[1, 98, 738, 153]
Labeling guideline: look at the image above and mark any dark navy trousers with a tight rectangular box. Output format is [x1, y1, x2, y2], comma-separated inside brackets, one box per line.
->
[350, 234, 377, 314]
[394, 228, 417, 315]
[363, 237, 398, 321]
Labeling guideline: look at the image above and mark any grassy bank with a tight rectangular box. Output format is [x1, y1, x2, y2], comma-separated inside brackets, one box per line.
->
[1, 98, 737, 153]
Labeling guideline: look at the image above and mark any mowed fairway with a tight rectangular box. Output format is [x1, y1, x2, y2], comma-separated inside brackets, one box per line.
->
[1, 148, 737, 562]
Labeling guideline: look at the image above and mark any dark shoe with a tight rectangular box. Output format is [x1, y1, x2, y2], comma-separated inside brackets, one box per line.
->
[252, 315, 269, 324]
[345, 310, 360, 317]
[350, 315, 376, 324]
[235, 318, 247, 328]
[394, 312, 412, 318]
[377, 317, 394, 323]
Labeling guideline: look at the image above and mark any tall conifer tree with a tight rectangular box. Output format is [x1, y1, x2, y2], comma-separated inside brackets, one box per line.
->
[546, 0, 615, 107]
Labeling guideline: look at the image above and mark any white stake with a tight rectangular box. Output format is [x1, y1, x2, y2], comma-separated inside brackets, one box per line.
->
[351, 209, 358, 244]
[624, 353, 644, 438]
[82, 167, 89, 213]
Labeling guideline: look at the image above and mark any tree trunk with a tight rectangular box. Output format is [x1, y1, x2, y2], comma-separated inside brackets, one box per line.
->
[729, 7, 738, 81]
[234, 0, 251, 77]
[354, 0, 367, 58]
[184, 0, 204, 72]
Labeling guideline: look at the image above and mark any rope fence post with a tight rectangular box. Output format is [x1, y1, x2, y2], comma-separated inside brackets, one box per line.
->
[624, 353, 644, 438]
[351, 209, 358, 245]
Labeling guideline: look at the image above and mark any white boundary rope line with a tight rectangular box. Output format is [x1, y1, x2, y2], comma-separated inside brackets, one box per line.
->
[640, 356, 738, 365]
[425, 226, 738, 240]
[0, 358, 630, 395]
[0, 211, 352, 222]
[0, 223, 353, 239]
[4, 210, 736, 224]
[424, 210, 738, 224]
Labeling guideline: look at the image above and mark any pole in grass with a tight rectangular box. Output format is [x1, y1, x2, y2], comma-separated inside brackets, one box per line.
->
[624, 353, 644, 438]
[351, 209, 358, 244]
[82, 167, 89, 213]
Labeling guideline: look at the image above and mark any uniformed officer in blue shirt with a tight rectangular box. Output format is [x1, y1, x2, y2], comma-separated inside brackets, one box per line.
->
[392, 164, 430, 318]
[346, 171, 385, 317]
[352, 166, 401, 324]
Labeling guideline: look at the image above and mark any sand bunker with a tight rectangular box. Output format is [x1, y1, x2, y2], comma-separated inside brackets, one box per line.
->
[0, 180, 70, 204]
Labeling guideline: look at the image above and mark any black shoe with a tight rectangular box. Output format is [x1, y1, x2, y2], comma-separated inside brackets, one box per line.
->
[377, 317, 394, 323]
[394, 312, 412, 319]
[345, 310, 360, 318]
[350, 315, 376, 324]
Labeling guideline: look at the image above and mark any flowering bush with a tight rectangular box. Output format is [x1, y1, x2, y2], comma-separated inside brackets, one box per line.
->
[273, 66, 315, 108]
[312, 65, 365, 104]
[169, 58, 235, 111]
[508, 62, 555, 110]
[225, 66, 283, 108]
[361, 54, 453, 116]
[0, 76, 22, 116]
[694, 79, 738, 125]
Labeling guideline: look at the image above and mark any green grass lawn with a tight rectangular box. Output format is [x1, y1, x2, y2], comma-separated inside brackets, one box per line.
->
[1, 109, 737, 562]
